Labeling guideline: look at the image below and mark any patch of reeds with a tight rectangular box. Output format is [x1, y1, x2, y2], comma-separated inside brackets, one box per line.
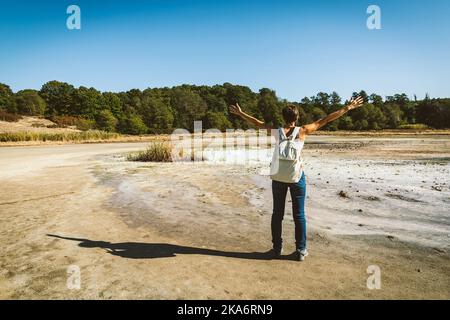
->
[0, 130, 120, 142]
[397, 124, 429, 130]
[127, 142, 173, 162]
[0, 111, 22, 122]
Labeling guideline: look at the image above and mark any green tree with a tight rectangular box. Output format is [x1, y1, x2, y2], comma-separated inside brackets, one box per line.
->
[339, 116, 353, 130]
[383, 103, 404, 128]
[329, 91, 342, 112]
[353, 119, 369, 130]
[103, 92, 123, 119]
[40, 81, 76, 116]
[140, 95, 174, 131]
[299, 97, 315, 114]
[170, 88, 207, 131]
[365, 104, 386, 129]
[353, 90, 369, 103]
[350, 103, 369, 126]
[2, 81, 449, 133]
[118, 113, 148, 135]
[258, 88, 283, 127]
[369, 94, 383, 108]
[223, 83, 259, 129]
[416, 98, 450, 128]
[74, 86, 104, 119]
[391, 94, 414, 123]
[295, 105, 311, 126]
[203, 93, 228, 113]
[204, 111, 232, 131]
[15, 90, 46, 115]
[311, 107, 327, 121]
[95, 110, 118, 132]
[314, 92, 331, 113]
[0, 83, 16, 112]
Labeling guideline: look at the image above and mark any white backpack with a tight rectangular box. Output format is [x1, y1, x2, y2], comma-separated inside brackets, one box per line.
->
[270, 127, 304, 183]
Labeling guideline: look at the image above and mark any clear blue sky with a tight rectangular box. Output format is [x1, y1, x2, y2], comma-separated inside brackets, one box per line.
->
[1, 0, 449, 101]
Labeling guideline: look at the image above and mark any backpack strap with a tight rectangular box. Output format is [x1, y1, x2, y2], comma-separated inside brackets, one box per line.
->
[289, 127, 301, 140]
[279, 127, 300, 141]
[279, 127, 286, 141]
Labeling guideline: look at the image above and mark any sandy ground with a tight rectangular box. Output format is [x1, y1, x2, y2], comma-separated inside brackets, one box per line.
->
[0, 135, 449, 299]
[0, 117, 80, 133]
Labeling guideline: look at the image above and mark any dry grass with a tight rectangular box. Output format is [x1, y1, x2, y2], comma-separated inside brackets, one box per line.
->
[398, 124, 430, 130]
[0, 130, 120, 142]
[127, 142, 173, 162]
[49, 115, 96, 131]
[0, 111, 22, 122]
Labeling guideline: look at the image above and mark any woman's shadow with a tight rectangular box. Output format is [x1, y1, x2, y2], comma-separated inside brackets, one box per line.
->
[47, 234, 295, 261]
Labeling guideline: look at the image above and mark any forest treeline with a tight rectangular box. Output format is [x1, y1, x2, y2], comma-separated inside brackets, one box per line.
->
[1, 81, 449, 134]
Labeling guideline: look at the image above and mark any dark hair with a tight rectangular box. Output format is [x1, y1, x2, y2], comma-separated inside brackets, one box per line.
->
[282, 105, 299, 124]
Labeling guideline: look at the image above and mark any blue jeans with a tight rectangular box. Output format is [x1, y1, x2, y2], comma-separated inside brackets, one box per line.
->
[271, 172, 307, 251]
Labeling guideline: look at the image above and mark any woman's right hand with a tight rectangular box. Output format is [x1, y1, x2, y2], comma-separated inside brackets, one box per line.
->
[229, 103, 243, 116]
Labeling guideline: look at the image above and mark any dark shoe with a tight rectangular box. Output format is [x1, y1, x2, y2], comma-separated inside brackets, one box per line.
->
[268, 248, 282, 259]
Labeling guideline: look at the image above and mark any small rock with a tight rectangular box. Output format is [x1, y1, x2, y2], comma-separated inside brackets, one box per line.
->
[416, 269, 421, 273]
[358, 209, 363, 213]
[338, 190, 349, 198]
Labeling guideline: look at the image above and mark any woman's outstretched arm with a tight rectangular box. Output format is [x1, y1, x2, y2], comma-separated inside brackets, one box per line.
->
[229, 103, 272, 130]
[302, 96, 364, 136]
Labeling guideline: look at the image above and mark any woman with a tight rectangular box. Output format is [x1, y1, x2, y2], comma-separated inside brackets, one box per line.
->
[229, 96, 364, 261]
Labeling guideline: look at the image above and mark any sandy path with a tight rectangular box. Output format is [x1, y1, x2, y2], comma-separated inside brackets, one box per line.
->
[0, 138, 449, 299]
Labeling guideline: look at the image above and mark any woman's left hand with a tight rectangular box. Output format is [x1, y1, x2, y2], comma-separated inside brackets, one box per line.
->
[347, 96, 364, 110]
